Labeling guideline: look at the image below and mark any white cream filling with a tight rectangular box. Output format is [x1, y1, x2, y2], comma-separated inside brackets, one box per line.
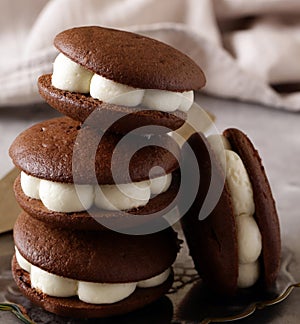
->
[90, 73, 145, 107]
[94, 181, 151, 211]
[39, 180, 94, 213]
[207, 135, 262, 288]
[52, 53, 93, 93]
[137, 268, 171, 288]
[52, 53, 194, 112]
[15, 248, 170, 304]
[20, 172, 172, 213]
[236, 215, 262, 264]
[20, 172, 40, 200]
[225, 150, 255, 218]
[77, 281, 137, 304]
[237, 261, 260, 289]
[149, 173, 172, 195]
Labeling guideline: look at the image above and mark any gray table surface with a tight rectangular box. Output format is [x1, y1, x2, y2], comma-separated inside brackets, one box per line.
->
[1, 94, 300, 323]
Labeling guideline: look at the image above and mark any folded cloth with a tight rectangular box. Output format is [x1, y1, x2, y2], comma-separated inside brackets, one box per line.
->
[1, 0, 300, 111]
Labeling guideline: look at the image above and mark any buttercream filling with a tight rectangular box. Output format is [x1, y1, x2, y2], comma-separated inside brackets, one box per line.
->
[15, 248, 171, 304]
[20, 171, 172, 213]
[207, 135, 262, 288]
[52, 53, 194, 112]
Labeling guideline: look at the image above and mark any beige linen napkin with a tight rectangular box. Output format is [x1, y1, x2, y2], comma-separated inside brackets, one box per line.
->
[1, 0, 300, 111]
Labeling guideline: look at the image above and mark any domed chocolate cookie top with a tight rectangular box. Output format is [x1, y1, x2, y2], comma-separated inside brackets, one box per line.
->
[14, 212, 179, 283]
[54, 26, 205, 91]
[9, 117, 180, 184]
[180, 132, 238, 296]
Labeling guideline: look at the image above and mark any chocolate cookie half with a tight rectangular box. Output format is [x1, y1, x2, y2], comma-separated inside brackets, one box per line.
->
[54, 26, 205, 91]
[38, 75, 187, 135]
[180, 129, 281, 296]
[38, 26, 206, 134]
[9, 117, 180, 229]
[9, 117, 179, 184]
[13, 212, 179, 318]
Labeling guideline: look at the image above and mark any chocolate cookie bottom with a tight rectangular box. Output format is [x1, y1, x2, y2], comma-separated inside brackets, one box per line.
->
[38, 74, 186, 135]
[12, 256, 174, 318]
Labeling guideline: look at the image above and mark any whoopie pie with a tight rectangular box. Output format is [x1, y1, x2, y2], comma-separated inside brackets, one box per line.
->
[13, 212, 179, 318]
[180, 129, 281, 295]
[9, 117, 181, 230]
[38, 26, 206, 134]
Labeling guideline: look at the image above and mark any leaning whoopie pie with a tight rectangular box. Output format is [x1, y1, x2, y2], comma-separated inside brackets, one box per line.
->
[13, 212, 179, 318]
[9, 117, 180, 230]
[38, 26, 206, 134]
[180, 128, 281, 296]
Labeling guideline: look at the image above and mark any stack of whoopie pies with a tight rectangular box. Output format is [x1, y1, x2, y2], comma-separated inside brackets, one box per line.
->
[9, 25, 281, 319]
[9, 26, 206, 318]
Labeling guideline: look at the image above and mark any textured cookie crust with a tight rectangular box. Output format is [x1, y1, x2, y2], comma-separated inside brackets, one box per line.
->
[12, 256, 174, 319]
[14, 172, 180, 231]
[9, 117, 180, 184]
[180, 132, 238, 296]
[14, 212, 179, 283]
[38, 74, 186, 134]
[224, 128, 281, 289]
[54, 26, 206, 91]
